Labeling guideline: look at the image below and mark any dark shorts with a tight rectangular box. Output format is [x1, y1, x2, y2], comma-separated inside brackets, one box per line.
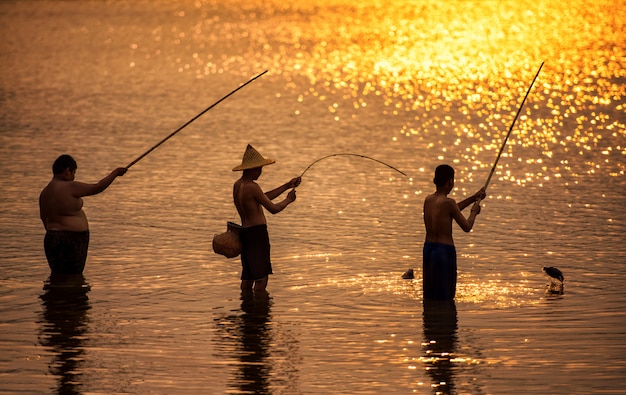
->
[239, 224, 273, 281]
[44, 230, 90, 275]
[422, 242, 457, 300]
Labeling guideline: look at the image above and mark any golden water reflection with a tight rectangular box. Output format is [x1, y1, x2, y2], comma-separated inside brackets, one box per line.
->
[421, 300, 459, 395]
[213, 290, 300, 394]
[1, 1, 623, 393]
[289, 261, 539, 309]
[38, 275, 91, 395]
[144, 0, 624, 187]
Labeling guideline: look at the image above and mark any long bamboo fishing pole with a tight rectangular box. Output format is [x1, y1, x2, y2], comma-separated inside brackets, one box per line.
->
[299, 153, 407, 178]
[125, 70, 268, 169]
[481, 62, 544, 195]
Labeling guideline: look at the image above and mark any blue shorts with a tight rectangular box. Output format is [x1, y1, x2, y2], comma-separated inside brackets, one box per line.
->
[239, 224, 273, 281]
[422, 242, 457, 300]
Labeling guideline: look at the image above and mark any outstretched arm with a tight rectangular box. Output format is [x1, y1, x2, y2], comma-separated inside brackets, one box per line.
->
[70, 167, 127, 197]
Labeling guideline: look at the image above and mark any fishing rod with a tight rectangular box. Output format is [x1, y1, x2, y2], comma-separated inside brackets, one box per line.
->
[299, 153, 407, 178]
[125, 70, 268, 169]
[481, 62, 544, 196]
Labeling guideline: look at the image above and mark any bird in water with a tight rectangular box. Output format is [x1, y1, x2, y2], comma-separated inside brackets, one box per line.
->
[402, 268, 414, 279]
[543, 266, 564, 282]
[543, 266, 564, 295]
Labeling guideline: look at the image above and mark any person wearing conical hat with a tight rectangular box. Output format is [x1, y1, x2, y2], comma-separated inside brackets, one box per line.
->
[232, 144, 301, 291]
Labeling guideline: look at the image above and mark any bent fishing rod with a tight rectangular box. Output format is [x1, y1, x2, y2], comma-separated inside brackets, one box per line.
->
[299, 153, 408, 178]
[480, 62, 544, 201]
[125, 70, 268, 169]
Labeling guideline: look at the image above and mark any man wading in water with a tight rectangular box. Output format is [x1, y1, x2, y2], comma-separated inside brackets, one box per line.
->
[232, 144, 301, 291]
[423, 164, 485, 300]
[39, 155, 127, 275]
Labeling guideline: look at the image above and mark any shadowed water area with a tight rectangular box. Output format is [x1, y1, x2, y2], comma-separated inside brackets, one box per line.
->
[0, 0, 624, 394]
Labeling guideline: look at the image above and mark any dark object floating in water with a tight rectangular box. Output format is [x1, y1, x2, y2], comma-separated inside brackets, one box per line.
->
[543, 266, 564, 282]
[402, 268, 414, 279]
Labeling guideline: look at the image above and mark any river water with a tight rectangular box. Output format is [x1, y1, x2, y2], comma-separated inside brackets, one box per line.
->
[0, 1, 624, 394]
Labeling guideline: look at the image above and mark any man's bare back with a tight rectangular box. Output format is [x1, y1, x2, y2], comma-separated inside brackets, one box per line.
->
[424, 193, 458, 245]
[233, 178, 268, 228]
[423, 190, 483, 245]
[423, 165, 485, 246]
[233, 167, 299, 228]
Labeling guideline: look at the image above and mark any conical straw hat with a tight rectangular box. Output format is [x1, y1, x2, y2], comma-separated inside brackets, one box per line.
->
[232, 144, 276, 171]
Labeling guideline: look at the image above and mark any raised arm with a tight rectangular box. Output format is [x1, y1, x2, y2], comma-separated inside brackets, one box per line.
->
[69, 167, 127, 197]
[265, 177, 301, 200]
[254, 182, 297, 214]
[458, 187, 486, 211]
[451, 199, 481, 232]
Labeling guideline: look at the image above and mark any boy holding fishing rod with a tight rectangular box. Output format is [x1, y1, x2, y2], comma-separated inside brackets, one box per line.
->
[421, 64, 542, 300]
[423, 164, 485, 300]
[232, 145, 301, 292]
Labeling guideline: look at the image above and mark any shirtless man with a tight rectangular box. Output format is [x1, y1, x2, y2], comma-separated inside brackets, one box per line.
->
[232, 145, 301, 291]
[39, 154, 127, 275]
[422, 164, 485, 300]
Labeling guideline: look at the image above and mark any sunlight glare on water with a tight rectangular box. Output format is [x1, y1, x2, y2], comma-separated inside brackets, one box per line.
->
[0, 0, 624, 394]
[143, 0, 625, 191]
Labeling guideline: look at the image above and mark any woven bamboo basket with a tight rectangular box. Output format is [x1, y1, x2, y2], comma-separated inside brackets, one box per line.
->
[212, 221, 243, 258]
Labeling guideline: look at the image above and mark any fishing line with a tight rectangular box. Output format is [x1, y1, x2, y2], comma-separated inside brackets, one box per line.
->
[126, 70, 268, 169]
[299, 153, 407, 178]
